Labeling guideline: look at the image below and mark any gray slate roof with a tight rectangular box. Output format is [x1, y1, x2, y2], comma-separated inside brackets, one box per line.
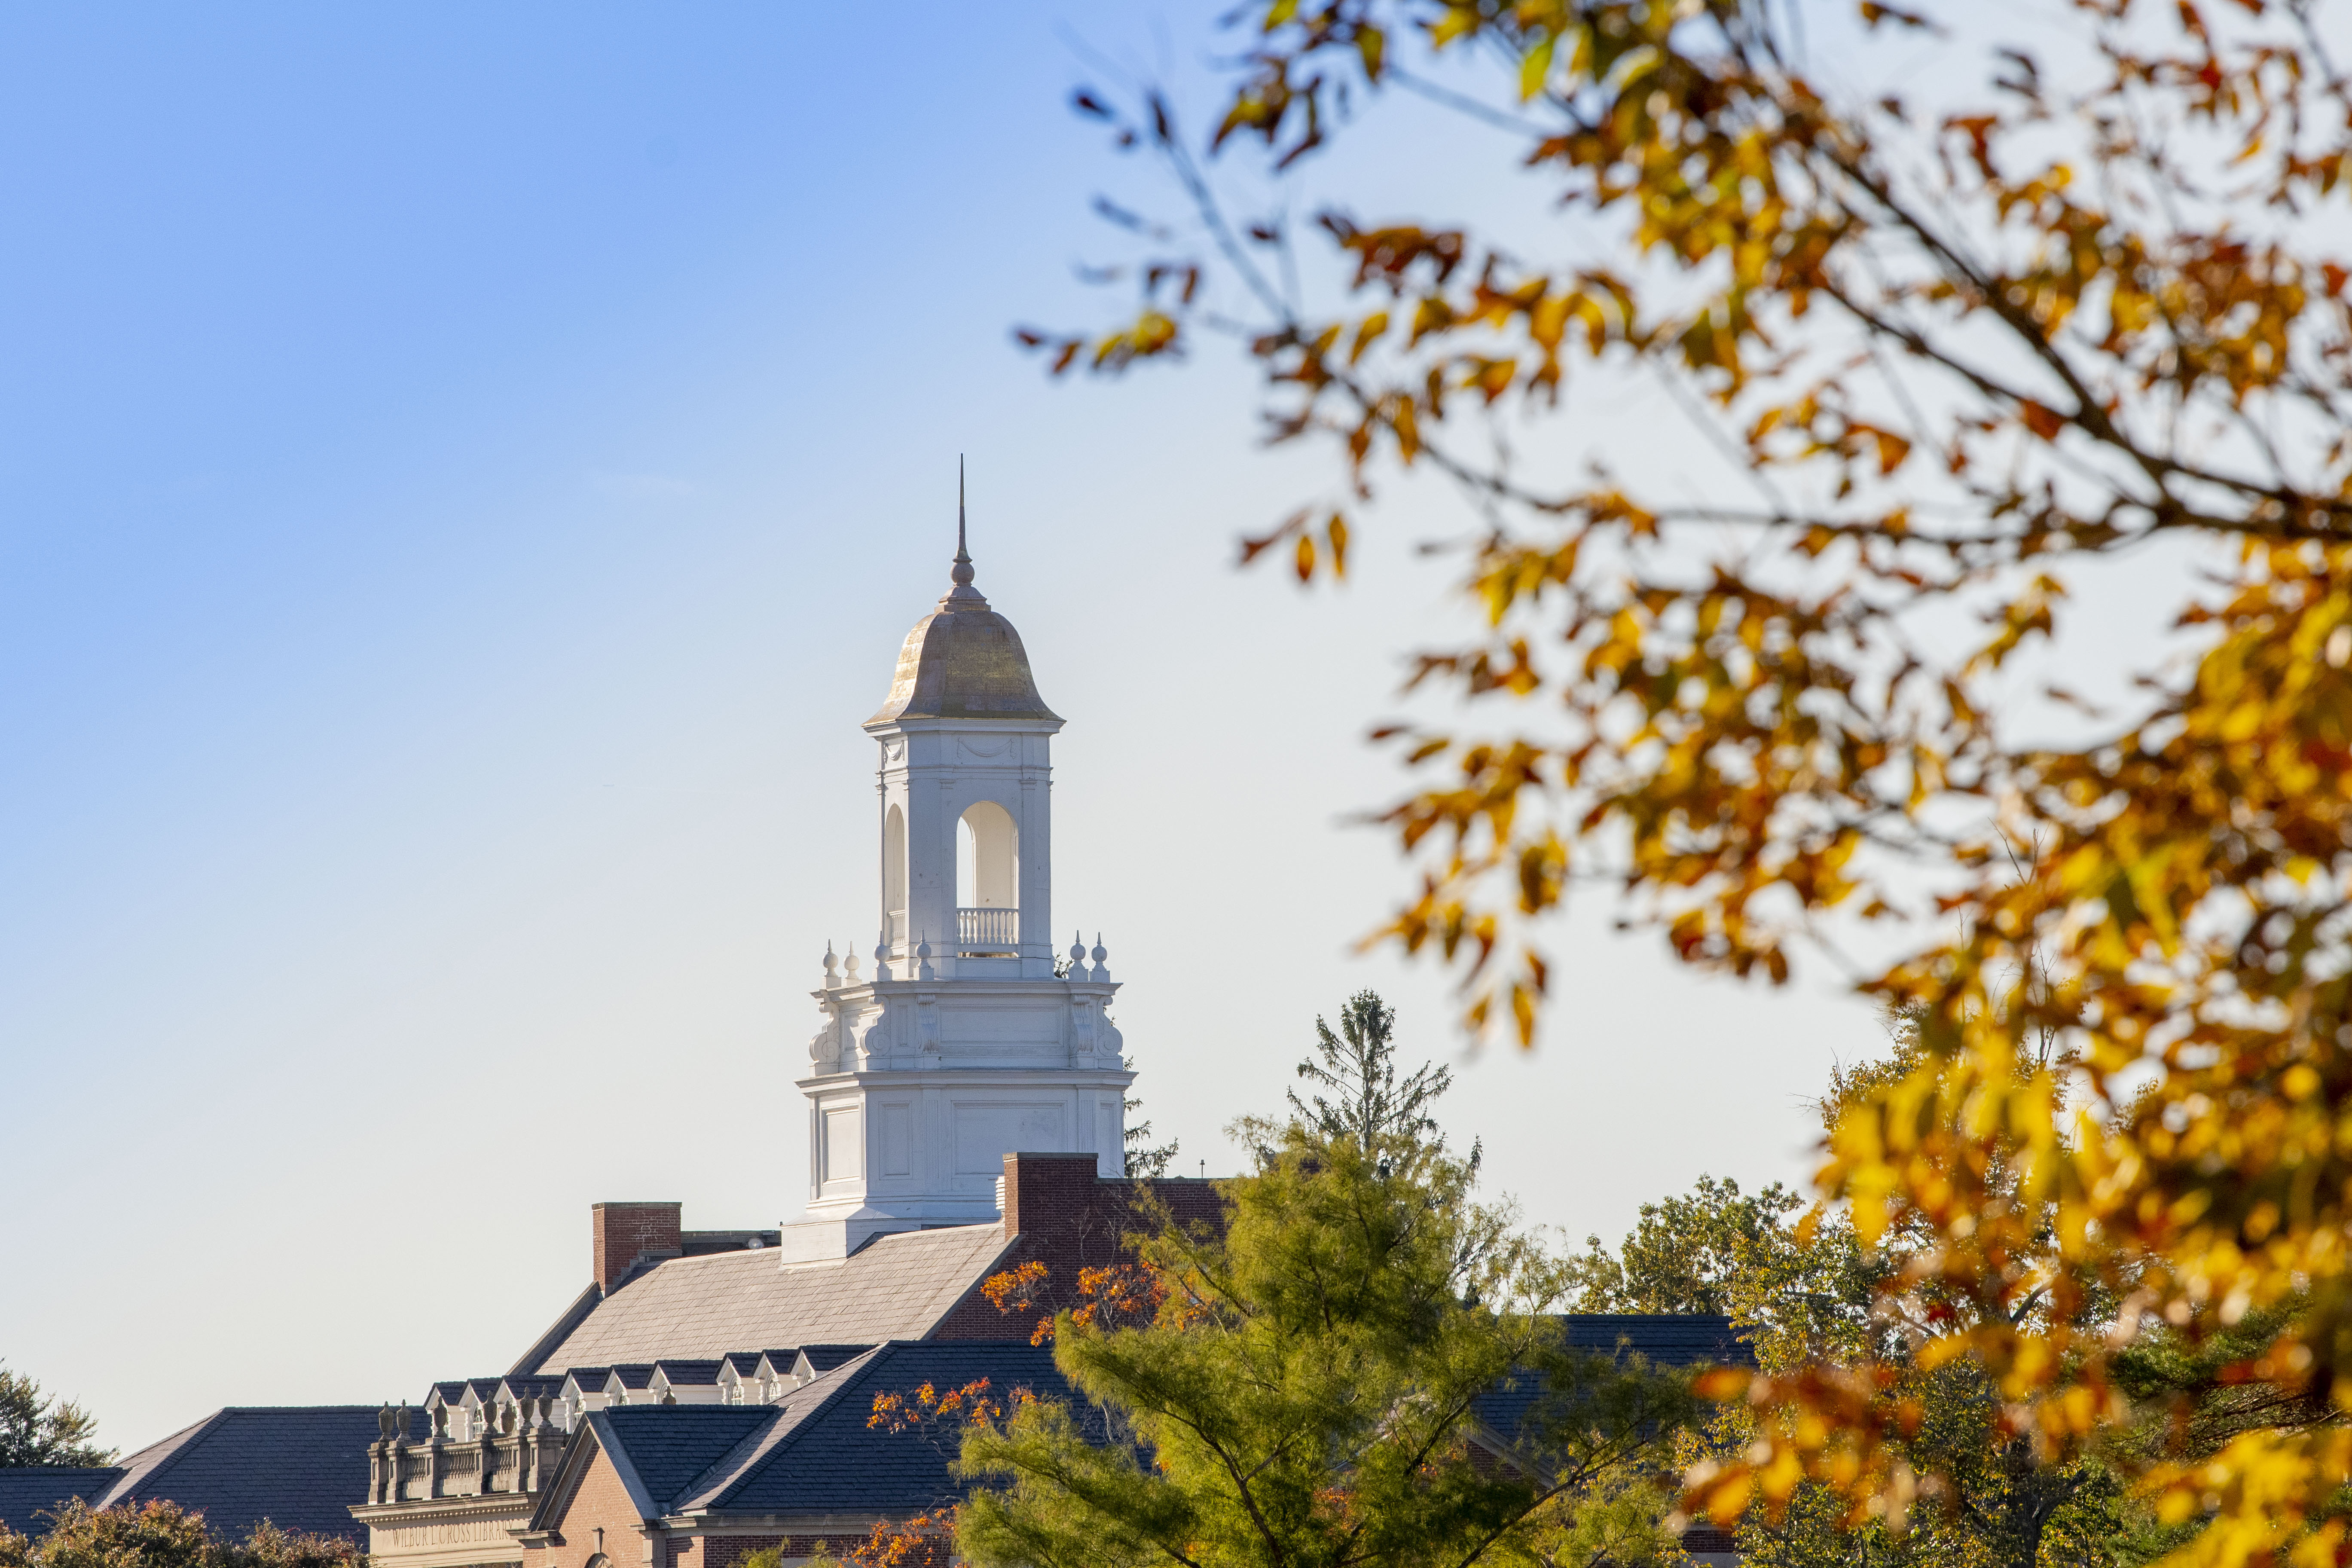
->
[527, 1225, 1013, 1374]
[1558, 1314, 1749, 1363]
[1475, 1314, 1751, 1447]
[594, 1408, 776, 1517]
[572, 1343, 1074, 1523]
[0, 1467, 121, 1535]
[58, 1406, 383, 1543]
[700, 1342, 1075, 1514]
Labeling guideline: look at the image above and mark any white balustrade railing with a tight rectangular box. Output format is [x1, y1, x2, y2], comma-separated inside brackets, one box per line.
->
[956, 906, 1019, 952]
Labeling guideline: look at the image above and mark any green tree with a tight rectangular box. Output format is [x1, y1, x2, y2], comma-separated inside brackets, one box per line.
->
[1579, 1041, 2325, 1567]
[1287, 989, 1465, 1163]
[1579, 1155, 2129, 1568]
[947, 1089, 1701, 1568]
[214, 1521, 363, 1568]
[0, 1501, 360, 1568]
[0, 1369, 112, 1468]
[1123, 1096, 1180, 1180]
[0, 1501, 210, 1568]
[1572, 1177, 1810, 1314]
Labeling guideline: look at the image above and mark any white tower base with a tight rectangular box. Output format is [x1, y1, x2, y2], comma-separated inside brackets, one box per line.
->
[782, 963, 1131, 1264]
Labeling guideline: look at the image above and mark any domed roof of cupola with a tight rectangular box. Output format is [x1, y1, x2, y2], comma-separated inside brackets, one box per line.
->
[865, 498, 1060, 726]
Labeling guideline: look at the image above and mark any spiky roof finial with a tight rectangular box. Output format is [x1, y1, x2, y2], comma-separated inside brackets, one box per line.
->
[950, 455, 975, 590]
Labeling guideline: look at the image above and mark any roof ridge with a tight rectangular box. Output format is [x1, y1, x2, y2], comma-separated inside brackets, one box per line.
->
[533, 1223, 1010, 1373]
[511, 1281, 604, 1377]
[694, 1345, 894, 1512]
[663, 1407, 789, 1513]
[101, 1408, 230, 1505]
[916, 1232, 1020, 1339]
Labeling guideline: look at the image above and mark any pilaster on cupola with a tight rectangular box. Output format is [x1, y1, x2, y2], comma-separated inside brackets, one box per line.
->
[777, 472, 1135, 1266]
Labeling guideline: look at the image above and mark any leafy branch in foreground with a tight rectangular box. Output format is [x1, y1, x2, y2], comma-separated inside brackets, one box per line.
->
[1022, 0, 2352, 1559]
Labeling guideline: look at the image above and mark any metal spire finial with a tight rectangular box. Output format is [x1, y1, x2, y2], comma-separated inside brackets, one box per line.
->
[950, 455, 976, 589]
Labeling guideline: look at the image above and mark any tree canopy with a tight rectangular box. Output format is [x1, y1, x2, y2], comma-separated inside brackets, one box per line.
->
[0, 1500, 357, 1568]
[1286, 988, 1462, 1159]
[0, 1368, 111, 1469]
[954, 1121, 1698, 1568]
[1029, 0, 2352, 1557]
[880, 1004, 1711, 1568]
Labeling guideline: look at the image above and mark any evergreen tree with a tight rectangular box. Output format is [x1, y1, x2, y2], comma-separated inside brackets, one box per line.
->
[948, 1103, 1700, 1568]
[0, 1368, 111, 1469]
[1287, 990, 1469, 1165]
[1121, 1096, 1178, 1180]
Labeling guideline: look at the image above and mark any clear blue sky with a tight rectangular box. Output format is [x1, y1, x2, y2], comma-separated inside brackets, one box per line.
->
[0, 5, 1886, 1450]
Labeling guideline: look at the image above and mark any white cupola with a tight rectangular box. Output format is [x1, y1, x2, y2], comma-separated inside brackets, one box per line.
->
[777, 483, 1132, 1264]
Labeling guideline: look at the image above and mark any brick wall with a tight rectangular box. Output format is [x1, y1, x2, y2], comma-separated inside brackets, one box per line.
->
[930, 1152, 1228, 1340]
[694, 1536, 783, 1568]
[523, 1448, 896, 1568]
[592, 1202, 682, 1293]
[694, 1536, 876, 1568]
[522, 1444, 647, 1568]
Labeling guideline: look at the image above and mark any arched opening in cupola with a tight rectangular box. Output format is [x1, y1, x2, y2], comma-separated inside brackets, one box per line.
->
[883, 803, 907, 948]
[956, 800, 1019, 954]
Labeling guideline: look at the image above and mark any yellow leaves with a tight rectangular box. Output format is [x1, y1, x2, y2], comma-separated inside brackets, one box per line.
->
[1692, 1366, 1752, 1403]
[1407, 295, 1455, 346]
[1964, 574, 2066, 677]
[1143, 6, 2352, 1555]
[2143, 1430, 2352, 1568]
[1429, 4, 1478, 49]
[1683, 1363, 1918, 1529]
[1277, 512, 1354, 583]
[1391, 394, 1421, 462]
[1530, 292, 1570, 350]
[1519, 34, 1555, 102]
[1090, 310, 1179, 372]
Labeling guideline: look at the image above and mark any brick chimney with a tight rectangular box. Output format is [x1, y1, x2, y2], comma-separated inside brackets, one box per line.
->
[592, 1201, 681, 1294]
[998, 1152, 1106, 1239]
